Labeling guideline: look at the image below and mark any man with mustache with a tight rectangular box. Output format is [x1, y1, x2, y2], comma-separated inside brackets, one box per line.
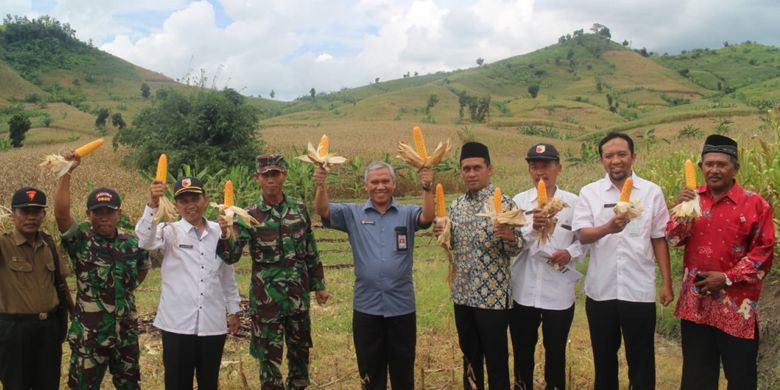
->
[0, 186, 72, 390]
[219, 154, 329, 390]
[54, 151, 150, 389]
[667, 134, 774, 390]
[313, 160, 434, 389]
[572, 132, 673, 390]
[136, 176, 241, 390]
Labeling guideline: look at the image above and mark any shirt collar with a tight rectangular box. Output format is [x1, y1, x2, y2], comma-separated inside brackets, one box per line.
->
[259, 194, 288, 213]
[363, 198, 399, 212]
[466, 183, 495, 202]
[12, 229, 45, 247]
[602, 171, 642, 192]
[702, 180, 746, 203]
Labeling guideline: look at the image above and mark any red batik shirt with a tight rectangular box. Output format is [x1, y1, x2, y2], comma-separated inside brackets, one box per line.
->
[667, 182, 774, 339]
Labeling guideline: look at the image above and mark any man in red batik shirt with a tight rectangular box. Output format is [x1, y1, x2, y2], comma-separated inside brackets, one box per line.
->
[667, 134, 774, 390]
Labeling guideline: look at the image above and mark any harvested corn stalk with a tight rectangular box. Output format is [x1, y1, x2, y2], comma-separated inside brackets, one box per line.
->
[434, 183, 455, 284]
[297, 134, 347, 171]
[671, 159, 702, 223]
[40, 138, 104, 177]
[397, 126, 452, 169]
[613, 177, 643, 219]
[153, 154, 178, 222]
[211, 181, 260, 237]
[478, 187, 527, 227]
[536, 180, 569, 245]
[0, 205, 12, 231]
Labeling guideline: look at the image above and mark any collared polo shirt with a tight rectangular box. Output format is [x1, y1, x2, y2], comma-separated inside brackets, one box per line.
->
[572, 172, 669, 303]
[323, 199, 426, 317]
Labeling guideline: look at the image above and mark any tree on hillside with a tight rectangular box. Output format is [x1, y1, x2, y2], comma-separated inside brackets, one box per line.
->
[113, 87, 261, 172]
[528, 85, 540, 98]
[590, 23, 611, 39]
[111, 112, 126, 129]
[141, 83, 151, 99]
[270, 90, 275, 99]
[95, 108, 110, 127]
[425, 94, 439, 115]
[476, 57, 485, 67]
[309, 88, 316, 100]
[8, 113, 31, 148]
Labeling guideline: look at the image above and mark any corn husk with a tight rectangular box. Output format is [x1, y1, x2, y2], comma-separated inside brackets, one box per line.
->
[39, 139, 105, 178]
[0, 205, 12, 231]
[537, 197, 569, 245]
[154, 197, 178, 222]
[297, 135, 347, 171]
[613, 200, 644, 219]
[210, 202, 261, 238]
[435, 216, 456, 285]
[477, 199, 527, 227]
[671, 159, 702, 223]
[397, 138, 452, 169]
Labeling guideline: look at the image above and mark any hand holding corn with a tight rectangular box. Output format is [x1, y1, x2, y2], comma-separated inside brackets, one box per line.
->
[298, 134, 347, 171]
[40, 138, 104, 177]
[671, 159, 702, 223]
[397, 126, 452, 169]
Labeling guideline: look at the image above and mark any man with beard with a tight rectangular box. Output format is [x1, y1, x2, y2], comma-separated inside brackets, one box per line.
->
[572, 132, 674, 390]
[54, 151, 150, 389]
[136, 176, 241, 390]
[668, 135, 774, 389]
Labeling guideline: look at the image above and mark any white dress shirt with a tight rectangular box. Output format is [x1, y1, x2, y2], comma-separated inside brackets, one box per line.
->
[136, 205, 241, 336]
[512, 187, 584, 310]
[572, 172, 669, 303]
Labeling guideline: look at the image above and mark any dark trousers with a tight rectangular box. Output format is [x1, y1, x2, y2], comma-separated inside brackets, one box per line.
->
[680, 319, 758, 390]
[585, 298, 656, 390]
[161, 330, 227, 390]
[0, 315, 62, 390]
[352, 310, 416, 390]
[453, 304, 509, 390]
[509, 302, 574, 390]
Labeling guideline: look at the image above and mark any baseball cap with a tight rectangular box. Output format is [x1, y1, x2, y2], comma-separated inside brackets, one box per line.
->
[11, 187, 47, 209]
[173, 176, 205, 198]
[256, 154, 287, 174]
[525, 143, 560, 161]
[86, 188, 121, 211]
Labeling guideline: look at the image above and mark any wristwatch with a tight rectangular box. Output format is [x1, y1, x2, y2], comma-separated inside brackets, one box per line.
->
[723, 273, 733, 287]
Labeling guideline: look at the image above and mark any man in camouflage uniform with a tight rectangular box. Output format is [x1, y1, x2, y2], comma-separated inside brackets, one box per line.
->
[54, 152, 150, 390]
[219, 154, 329, 390]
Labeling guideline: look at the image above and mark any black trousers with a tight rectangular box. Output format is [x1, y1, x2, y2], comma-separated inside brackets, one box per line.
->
[161, 330, 227, 390]
[680, 319, 758, 390]
[509, 302, 575, 390]
[352, 310, 416, 390]
[0, 315, 62, 390]
[453, 304, 509, 390]
[585, 298, 656, 390]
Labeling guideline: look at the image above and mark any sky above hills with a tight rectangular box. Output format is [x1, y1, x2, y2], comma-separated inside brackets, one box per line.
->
[7, 0, 780, 100]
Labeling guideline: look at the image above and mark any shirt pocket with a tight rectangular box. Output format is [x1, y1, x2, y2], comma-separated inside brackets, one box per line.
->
[8, 257, 33, 272]
[251, 225, 281, 264]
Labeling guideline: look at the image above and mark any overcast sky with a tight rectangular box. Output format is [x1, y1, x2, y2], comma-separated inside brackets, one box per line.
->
[6, 0, 780, 100]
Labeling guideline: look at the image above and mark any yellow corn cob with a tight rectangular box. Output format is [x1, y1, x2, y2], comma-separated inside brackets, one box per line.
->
[620, 177, 633, 202]
[224, 180, 234, 208]
[537, 180, 548, 207]
[684, 159, 697, 190]
[413, 126, 428, 160]
[74, 139, 104, 157]
[155, 154, 168, 182]
[436, 183, 446, 217]
[319, 134, 329, 157]
[493, 187, 503, 213]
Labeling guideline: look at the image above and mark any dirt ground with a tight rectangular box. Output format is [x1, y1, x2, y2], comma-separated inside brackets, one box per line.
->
[758, 274, 780, 389]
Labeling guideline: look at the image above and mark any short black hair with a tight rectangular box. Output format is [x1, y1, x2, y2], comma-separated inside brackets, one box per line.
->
[598, 132, 635, 157]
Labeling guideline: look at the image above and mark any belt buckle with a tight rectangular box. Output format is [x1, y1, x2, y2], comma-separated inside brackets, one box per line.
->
[38, 312, 48, 320]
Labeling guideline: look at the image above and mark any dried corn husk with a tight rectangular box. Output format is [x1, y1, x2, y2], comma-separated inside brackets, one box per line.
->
[297, 135, 347, 171]
[537, 197, 569, 245]
[210, 202, 261, 238]
[478, 199, 527, 227]
[40, 139, 105, 178]
[0, 205, 12, 231]
[155, 197, 178, 223]
[435, 216, 456, 285]
[397, 138, 452, 169]
[613, 200, 644, 219]
[671, 160, 702, 223]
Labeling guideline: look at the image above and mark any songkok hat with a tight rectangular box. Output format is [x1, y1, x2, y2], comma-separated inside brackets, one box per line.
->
[460, 142, 490, 163]
[702, 134, 738, 159]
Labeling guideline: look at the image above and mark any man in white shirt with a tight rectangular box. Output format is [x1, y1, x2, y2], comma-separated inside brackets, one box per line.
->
[510, 143, 583, 390]
[136, 176, 241, 390]
[572, 133, 674, 390]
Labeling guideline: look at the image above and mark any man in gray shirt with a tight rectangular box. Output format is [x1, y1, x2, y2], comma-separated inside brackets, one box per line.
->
[314, 161, 434, 389]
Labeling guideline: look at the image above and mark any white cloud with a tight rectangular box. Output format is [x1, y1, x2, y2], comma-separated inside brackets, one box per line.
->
[20, 0, 777, 100]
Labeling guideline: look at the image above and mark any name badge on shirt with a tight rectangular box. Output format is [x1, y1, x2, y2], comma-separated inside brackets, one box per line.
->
[395, 226, 408, 251]
[178, 244, 194, 249]
[361, 220, 375, 225]
[603, 203, 616, 208]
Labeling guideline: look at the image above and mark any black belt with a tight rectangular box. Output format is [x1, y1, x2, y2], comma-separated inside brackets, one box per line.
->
[0, 308, 58, 322]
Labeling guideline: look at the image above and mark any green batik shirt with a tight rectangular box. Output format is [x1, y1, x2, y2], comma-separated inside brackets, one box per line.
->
[448, 184, 524, 310]
[61, 222, 151, 348]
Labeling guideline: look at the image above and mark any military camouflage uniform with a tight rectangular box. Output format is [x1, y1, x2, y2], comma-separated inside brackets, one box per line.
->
[220, 196, 325, 390]
[61, 222, 151, 390]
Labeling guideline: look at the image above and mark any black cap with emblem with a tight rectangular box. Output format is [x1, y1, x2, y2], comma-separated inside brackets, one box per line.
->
[11, 187, 47, 209]
[173, 176, 205, 198]
[86, 188, 121, 210]
[525, 143, 560, 161]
